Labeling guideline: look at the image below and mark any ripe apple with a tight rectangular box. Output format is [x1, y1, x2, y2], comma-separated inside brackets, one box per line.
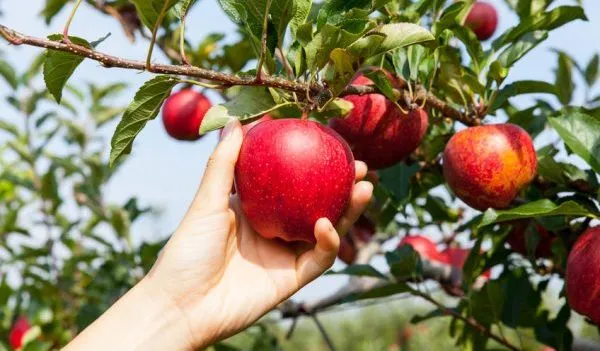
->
[9, 317, 31, 349]
[330, 71, 429, 170]
[465, 1, 498, 41]
[566, 226, 600, 324]
[398, 235, 446, 263]
[506, 220, 555, 258]
[337, 215, 376, 264]
[442, 247, 491, 279]
[235, 119, 355, 243]
[162, 89, 212, 141]
[443, 123, 537, 211]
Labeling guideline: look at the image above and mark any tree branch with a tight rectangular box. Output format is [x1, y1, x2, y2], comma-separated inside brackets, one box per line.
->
[0, 24, 480, 126]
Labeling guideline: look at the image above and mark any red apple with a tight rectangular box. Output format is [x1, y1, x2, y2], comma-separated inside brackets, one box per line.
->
[507, 220, 556, 258]
[567, 227, 600, 324]
[162, 89, 212, 141]
[442, 247, 491, 279]
[9, 317, 31, 350]
[398, 235, 446, 263]
[443, 124, 537, 211]
[337, 215, 376, 264]
[465, 1, 498, 41]
[235, 119, 355, 243]
[330, 71, 429, 170]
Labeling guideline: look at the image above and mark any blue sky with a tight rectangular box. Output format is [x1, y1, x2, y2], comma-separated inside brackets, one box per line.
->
[1, 0, 599, 301]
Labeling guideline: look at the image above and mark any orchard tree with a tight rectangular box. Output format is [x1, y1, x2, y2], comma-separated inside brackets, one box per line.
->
[0, 0, 599, 350]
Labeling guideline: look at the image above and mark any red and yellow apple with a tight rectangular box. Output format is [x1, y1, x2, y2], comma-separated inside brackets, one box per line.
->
[9, 317, 31, 350]
[567, 226, 600, 324]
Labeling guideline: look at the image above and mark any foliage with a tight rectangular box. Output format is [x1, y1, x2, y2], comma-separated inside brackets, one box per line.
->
[1, 0, 599, 350]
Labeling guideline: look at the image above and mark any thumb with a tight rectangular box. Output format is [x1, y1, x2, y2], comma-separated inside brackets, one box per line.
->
[190, 119, 243, 215]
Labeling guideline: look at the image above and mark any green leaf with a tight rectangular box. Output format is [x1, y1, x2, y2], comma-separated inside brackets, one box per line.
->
[385, 245, 421, 279]
[43, 35, 91, 104]
[364, 70, 398, 103]
[200, 87, 291, 134]
[40, 0, 69, 24]
[548, 112, 600, 174]
[492, 6, 587, 49]
[0, 58, 18, 89]
[349, 23, 434, 58]
[326, 264, 388, 279]
[555, 51, 574, 105]
[0, 120, 20, 137]
[311, 98, 354, 121]
[479, 200, 598, 228]
[174, 0, 200, 18]
[131, 0, 181, 29]
[305, 23, 364, 71]
[584, 53, 599, 87]
[109, 76, 180, 166]
[496, 30, 548, 69]
[491, 80, 558, 111]
[341, 283, 411, 303]
[323, 48, 360, 97]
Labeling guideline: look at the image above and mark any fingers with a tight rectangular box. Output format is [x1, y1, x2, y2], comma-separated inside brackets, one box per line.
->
[335, 181, 373, 236]
[354, 161, 368, 182]
[295, 218, 340, 287]
[190, 119, 243, 215]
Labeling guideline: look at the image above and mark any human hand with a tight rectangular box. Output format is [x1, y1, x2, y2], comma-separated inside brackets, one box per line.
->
[143, 119, 373, 349]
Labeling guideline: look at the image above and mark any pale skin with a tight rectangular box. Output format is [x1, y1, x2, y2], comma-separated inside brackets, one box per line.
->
[63, 119, 374, 351]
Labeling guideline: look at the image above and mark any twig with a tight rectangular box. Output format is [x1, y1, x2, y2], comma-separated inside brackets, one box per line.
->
[256, 0, 273, 82]
[180, 15, 190, 65]
[146, 0, 171, 70]
[63, 0, 83, 43]
[0, 24, 480, 125]
[311, 314, 337, 351]
[409, 289, 520, 351]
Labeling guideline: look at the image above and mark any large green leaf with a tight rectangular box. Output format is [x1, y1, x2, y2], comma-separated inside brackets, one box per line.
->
[41, 0, 69, 24]
[131, 0, 181, 29]
[326, 264, 388, 279]
[548, 112, 600, 174]
[479, 200, 597, 228]
[492, 6, 586, 49]
[491, 80, 558, 111]
[109, 76, 180, 166]
[496, 30, 548, 69]
[348, 23, 435, 58]
[43, 35, 90, 104]
[305, 23, 364, 71]
[555, 51, 574, 105]
[200, 87, 291, 134]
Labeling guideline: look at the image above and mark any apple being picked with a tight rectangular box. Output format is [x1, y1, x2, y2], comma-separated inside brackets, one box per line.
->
[566, 226, 600, 324]
[443, 124, 537, 211]
[465, 1, 498, 41]
[9, 317, 31, 350]
[330, 71, 429, 170]
[235, 119, 355, 243]
[162, 89, 212, 141]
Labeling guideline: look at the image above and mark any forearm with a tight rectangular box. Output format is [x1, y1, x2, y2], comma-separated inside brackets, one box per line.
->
[63, 278, 193, 351]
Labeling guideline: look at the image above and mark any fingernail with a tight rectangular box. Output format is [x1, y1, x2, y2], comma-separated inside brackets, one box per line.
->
[221, 118, 239, 139]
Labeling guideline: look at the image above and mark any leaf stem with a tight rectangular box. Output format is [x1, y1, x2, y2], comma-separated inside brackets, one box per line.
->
[256, 0, 273, 82]
[63, 0, 83, 43]
[146, 0, 171, 70]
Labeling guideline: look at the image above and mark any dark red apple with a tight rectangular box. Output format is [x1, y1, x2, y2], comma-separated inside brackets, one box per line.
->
[398, 235, 446, 263]
[443, 124, 537, 211]
[465, 1, 498, 41]
[9, 317, 31, 349]
[507, 220, 556, 258]
[235, 119, 355, 243]
[567, 227, 600, 324]
[330, 72, 429, 170]
[162, 89, 212, 141]
[337, 215, 376, 264]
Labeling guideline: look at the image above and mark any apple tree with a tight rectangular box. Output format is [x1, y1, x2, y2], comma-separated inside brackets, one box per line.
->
[0, 0, 599, 350]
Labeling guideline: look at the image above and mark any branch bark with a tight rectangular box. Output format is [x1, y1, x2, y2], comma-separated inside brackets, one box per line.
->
[0, 24, 480, 126]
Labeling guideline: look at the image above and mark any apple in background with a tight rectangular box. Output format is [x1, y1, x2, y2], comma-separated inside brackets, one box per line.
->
[9, 317, 31, 350]
[442, 247, 491, 279]
[162, 89, 212, 141]
[337, 215, 376, 264]
[330, 71, 429, 170]
[443, 124, 537, 211]
[398, 235, 446, 263]
[566, 226, 600, 324]
[235, 119, 355, 243]
[465, 1, 498, 41]
[507, 220, 556, 258]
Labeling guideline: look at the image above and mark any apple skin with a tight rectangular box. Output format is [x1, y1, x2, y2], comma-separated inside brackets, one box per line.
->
[398, 235, 446, 263]
[507, 220, 555, 258]
[337, 215, 376, 264]
[162, 89, 212, 141]
[9, 317, 31, 349]
[465, 1, 498, 41]
[567, 227, 600, 324]
[330, 72, 429, 170]
[235, 119, 355, 243]
[443, 123, 537, 211]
